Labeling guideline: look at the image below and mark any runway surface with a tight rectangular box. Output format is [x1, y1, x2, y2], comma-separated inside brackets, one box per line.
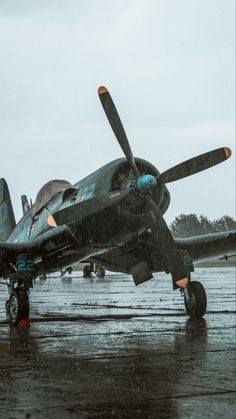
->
[0, 267, 235, 418]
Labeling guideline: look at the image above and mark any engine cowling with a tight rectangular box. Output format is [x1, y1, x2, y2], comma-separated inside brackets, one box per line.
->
[111, 158, 170, 216]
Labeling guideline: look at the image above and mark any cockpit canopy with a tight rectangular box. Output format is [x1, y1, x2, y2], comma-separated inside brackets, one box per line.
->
[32, 179, 72, 217]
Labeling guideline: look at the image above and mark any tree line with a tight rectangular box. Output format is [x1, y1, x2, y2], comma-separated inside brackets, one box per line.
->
[170, 214, 236, 238]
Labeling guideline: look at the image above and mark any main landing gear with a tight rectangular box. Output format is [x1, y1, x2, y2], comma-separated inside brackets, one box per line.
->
[6, 288, 29, 325]
[6, 286, 30, 325]
[83, 263, 106, 279]
[181, 280, 207, 318]
[4, 254, 36, 325]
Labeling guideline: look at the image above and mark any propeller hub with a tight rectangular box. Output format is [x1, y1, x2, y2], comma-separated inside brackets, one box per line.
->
[137, 175, 157, 194]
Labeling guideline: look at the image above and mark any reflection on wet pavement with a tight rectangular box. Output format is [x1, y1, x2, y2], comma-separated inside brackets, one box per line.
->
[0, 268, 235, 418]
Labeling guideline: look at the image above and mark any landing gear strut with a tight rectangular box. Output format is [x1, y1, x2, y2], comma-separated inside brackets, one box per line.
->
[182, 280, 207, 318]
[83, 264, 93, 278]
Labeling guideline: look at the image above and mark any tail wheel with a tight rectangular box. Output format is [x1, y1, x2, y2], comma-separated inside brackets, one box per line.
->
[184, 281, 207, 318]
[9, 289, 29, 325]
[83, 265, 92, 278]
[95, 266, 105, 279]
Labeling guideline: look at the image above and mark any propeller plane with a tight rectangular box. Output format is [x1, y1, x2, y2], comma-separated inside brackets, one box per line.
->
[0, 86, 235, 324]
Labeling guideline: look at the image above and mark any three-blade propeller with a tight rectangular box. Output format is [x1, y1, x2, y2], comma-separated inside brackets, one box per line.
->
[98, 85, 232, 287]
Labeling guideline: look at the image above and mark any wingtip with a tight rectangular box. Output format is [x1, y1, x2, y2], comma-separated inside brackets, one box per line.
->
[224, 147, 232, 159]
[98, 86, 108, 95]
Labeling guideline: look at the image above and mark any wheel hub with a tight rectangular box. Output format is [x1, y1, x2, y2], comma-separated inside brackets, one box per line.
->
[9, 294, 19, 322]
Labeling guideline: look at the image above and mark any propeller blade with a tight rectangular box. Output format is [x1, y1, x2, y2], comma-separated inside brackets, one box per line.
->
[50, 190, 131, 226]
[98, 86, 140, 178]
[146, 195, 188, 287]
[157, 147, 232, 184]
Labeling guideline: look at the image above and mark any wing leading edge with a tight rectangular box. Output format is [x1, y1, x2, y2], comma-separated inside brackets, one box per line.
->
[0, 225, 78, 276]
[85, 230, 236, 276]
[175, 230, 236, 263]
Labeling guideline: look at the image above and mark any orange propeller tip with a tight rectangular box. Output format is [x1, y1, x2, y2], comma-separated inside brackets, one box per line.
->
[47, 215, 57, 228]
[224, 147, 232, 159]
[98, 86, 108, 95]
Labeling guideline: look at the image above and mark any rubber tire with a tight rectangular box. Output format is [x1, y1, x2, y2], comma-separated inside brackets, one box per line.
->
[83, 265, 92, 278]
[95, 266, 105, 279]
[184, 281, 207, 318]
[5, 299, 10, 313]
[9, 289, 29, 325]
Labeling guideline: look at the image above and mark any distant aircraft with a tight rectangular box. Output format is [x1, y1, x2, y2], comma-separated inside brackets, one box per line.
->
[0, 86, 235, 324]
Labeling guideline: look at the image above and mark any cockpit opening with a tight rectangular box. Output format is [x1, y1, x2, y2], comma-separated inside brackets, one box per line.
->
[32, 179, 73, 217]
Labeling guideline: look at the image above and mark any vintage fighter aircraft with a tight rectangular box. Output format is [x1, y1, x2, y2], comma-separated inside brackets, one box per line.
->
[0, 86, 235, 324]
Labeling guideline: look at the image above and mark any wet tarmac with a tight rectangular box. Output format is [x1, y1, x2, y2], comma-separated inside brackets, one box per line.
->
[0, 267, 235, 419]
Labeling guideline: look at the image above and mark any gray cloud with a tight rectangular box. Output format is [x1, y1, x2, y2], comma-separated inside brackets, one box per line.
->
[0, 0, 235, 223]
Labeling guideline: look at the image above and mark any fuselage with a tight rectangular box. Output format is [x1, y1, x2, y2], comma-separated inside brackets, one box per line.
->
[7, 158, 170, 273]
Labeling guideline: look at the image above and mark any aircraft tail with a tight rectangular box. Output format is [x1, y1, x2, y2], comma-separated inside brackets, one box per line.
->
[21, 195, 31, 215]
[0, 178, 16, 241]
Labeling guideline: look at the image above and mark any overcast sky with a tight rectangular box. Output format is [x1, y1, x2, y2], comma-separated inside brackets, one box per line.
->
[0, 0, 235, 224]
